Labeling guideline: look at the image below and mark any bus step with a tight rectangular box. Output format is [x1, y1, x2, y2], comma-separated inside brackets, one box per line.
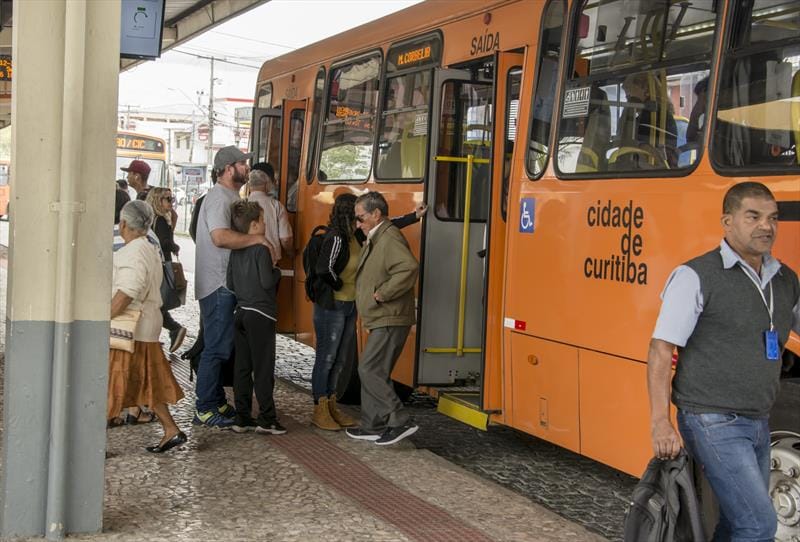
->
[437, 393, 488, 431]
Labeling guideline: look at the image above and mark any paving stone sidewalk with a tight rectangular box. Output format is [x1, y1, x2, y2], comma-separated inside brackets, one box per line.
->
[0, 257, 632, 541]
[5, 354, 600, 542]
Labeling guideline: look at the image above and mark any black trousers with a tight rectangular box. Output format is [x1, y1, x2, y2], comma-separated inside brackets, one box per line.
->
[161, 306, 182, 333]
[233, 309, 277, 424]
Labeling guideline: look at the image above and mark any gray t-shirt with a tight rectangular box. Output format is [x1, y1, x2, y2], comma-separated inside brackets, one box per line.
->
[195, 184, 240, 300]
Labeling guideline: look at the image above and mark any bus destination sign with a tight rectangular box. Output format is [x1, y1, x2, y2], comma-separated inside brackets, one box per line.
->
[116, 134, 164, 153]
[397, 46, 432, 68]
[387, 34, 441, 72]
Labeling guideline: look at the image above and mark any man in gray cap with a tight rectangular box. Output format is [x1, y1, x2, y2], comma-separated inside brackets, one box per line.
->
[193, 146, 268, 428]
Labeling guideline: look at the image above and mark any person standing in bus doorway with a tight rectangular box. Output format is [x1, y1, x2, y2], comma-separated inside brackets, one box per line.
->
[193, 146, 268, 428]
[247, 163, 293, 265]
[647, 182, 800, 541]
[346, 191, 419, 446]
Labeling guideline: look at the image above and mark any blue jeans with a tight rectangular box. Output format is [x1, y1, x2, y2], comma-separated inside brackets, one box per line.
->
[678, 411, 776, 542]
[311, 300, 357, 402]
[196, 287, 236, 412]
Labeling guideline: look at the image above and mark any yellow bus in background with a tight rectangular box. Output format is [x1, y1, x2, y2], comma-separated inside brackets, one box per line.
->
[115, 131, 167, 186]
[0, 132, 167, 220]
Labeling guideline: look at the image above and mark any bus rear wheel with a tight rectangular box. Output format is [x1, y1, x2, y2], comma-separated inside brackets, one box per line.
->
[770, 431, 800, 541]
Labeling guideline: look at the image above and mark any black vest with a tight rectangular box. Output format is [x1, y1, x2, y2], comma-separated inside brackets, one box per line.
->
[673, 248, 799, 417]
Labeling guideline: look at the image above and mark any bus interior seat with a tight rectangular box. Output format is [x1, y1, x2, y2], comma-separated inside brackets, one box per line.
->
[576, 90, 611, 172]
[400, 120, 426, 178]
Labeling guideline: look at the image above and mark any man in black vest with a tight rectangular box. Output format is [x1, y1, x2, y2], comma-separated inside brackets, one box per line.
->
[647, 181, 799, 541]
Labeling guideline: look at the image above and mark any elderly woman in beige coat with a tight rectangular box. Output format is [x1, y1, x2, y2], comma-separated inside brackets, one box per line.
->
[108, 200, 187, 453]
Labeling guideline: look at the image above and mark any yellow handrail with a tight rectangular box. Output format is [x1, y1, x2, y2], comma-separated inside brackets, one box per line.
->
[427, 153, 487, 356]
[424, 347, 482, 354]
[456, 153, 474, 357]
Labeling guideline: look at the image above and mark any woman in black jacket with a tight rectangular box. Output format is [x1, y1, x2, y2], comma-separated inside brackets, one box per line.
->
[146, 187, 187, 353]
[310, 194, 359, 430]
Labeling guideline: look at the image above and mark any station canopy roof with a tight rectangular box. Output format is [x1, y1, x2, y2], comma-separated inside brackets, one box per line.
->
[0, 0, 268, 127]
[121, 0, 268, 71]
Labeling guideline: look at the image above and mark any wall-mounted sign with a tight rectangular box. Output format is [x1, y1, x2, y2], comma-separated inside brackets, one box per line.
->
[120, 0, 165, 60]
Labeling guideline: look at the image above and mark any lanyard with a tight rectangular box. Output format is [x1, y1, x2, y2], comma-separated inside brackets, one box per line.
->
[740, 266, 774, 331]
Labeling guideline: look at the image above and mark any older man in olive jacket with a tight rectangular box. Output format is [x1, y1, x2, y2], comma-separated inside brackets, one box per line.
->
[346, 191, 420, 446]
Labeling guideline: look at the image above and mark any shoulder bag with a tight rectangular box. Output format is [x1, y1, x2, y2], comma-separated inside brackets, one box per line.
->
[161, 255, 187, 310]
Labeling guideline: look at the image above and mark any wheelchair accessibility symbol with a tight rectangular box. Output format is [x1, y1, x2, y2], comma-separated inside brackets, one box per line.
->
[519, 198, 535, 233]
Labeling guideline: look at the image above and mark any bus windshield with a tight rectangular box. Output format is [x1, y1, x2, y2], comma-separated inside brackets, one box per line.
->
[556, 0, 717, 176]
[712, 0, 800, 172]
[115, 156, 165, 186]
[116, 132, 167, 186]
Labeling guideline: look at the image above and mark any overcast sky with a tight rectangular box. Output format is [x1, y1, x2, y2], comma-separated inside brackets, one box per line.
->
[118, 0, 423, 116]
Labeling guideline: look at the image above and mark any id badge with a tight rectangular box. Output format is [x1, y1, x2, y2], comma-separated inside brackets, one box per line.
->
[765, 330, 780, 361]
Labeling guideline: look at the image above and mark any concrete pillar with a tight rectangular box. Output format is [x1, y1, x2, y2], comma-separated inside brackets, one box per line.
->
[2, 0, 121, 537]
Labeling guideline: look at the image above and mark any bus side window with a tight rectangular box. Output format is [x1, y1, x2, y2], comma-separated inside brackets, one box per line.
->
[556, 0, 716, 177]
[376, 70, 432, 181]
[526, 0, 564, 178]
[305, 67, 326, 184]
[319, 54, 381, 182]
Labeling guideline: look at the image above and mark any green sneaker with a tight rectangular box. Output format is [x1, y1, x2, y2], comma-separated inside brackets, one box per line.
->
[217, 403, 236, 419]
[192, 410, 234, 428]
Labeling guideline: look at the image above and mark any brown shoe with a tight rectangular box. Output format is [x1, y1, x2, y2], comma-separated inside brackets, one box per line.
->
[312, 398, 341, 431]
[328, 395, 357, 427]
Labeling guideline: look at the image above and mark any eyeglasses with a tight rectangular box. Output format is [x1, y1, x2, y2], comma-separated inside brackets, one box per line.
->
[355, 213, 369, 223]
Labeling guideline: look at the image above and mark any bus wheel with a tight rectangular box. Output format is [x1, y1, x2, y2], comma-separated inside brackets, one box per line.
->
[770, 431, 800, 541]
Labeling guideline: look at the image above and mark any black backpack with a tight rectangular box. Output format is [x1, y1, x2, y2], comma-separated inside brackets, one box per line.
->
[623, 452, 705, 542]
[302, 225, 330, 302]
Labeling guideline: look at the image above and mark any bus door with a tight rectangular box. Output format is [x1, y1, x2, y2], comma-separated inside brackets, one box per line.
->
[275, 99, 306, 335]
[482, 51, 524, 418]
[417, 67, 494, 407]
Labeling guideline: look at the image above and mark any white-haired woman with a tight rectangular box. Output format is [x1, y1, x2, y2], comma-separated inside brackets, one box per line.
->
[108, 200, 187, 453]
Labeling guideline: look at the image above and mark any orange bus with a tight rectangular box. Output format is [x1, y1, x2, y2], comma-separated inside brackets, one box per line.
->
[251, 1, 799, 535]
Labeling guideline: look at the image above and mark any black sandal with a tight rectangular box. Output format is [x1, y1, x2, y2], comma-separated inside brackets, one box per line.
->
[107, 417, 126, 428]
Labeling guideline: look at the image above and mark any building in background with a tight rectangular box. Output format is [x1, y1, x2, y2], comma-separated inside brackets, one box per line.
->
[118, 95, 252, 189]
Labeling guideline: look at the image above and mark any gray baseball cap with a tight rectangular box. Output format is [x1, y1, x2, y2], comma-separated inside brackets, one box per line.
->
[213, 146, 252, 170]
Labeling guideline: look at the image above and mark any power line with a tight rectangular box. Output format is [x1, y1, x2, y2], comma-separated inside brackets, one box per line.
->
[179, 44, 274, 63]
[209, 30, 296, 50]
[171, 48, 262, 70]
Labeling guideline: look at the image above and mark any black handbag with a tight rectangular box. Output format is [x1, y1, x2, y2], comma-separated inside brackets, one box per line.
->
[161, 260, 182, 311]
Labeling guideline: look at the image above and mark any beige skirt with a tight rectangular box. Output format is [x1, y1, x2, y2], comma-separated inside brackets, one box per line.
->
[107, 341, 185, 419]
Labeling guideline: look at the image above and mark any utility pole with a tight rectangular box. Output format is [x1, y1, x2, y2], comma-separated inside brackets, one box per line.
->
[208, 56, 215, 164]
[191, 90, 203, 163]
